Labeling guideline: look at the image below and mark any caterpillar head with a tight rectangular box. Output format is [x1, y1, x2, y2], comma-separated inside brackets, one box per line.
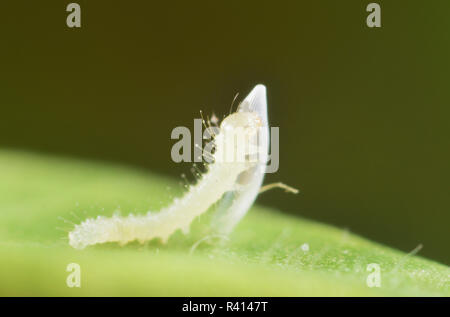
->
[215, 85, 269, 166]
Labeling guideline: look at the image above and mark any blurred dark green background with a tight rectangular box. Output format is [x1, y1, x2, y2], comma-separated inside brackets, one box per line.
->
[1, 1, 449, 264]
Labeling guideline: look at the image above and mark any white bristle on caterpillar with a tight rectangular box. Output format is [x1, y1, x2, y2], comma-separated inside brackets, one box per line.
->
[69, 84, 270, 249]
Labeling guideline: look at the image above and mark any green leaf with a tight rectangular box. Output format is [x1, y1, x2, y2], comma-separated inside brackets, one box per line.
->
[0, 150, 448, 296]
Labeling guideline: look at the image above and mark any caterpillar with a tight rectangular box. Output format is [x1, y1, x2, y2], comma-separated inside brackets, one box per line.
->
[68, 84, 296, 249]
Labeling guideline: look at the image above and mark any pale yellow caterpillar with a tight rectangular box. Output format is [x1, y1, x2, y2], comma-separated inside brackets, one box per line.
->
[68, 85, 293, 249]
